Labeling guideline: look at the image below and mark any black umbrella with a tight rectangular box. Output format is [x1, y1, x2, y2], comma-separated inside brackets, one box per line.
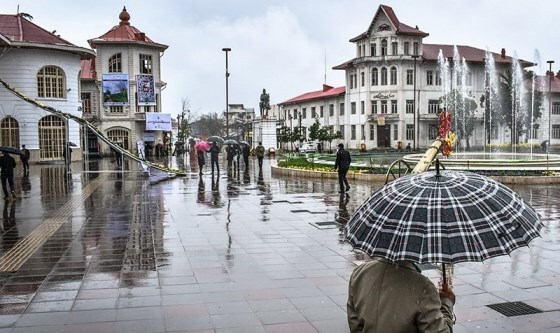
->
[239, 141, 250, 146]
[224, 139, 239, 146]
[68, 142, 77, 147]
[207, 136, 225, 144]
[0, 146, 22, 155]
[344, 161, 543, 287]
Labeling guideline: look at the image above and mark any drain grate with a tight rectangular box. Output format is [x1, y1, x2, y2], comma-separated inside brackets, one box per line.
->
[291, 209, 309, 213]
[486, 301, 543, 317]
[310, 221, 339, 229]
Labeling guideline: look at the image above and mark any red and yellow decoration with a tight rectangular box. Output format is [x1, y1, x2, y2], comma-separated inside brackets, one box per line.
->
[438, 110, 456, 157]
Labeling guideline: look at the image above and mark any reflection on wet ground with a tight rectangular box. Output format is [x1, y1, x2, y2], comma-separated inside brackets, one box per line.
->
[0, 156, 559, 332]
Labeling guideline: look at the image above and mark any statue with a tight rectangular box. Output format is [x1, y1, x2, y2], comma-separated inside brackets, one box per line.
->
[259, 88, 270, 118]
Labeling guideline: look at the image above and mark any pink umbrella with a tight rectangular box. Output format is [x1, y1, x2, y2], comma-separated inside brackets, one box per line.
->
[194, 141, 211, 151]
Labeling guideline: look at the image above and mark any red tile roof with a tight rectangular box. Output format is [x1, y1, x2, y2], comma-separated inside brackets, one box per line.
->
[527, 75, 560, 94]
[80, 59, 96, 80]
[279, 85, 345, 105]
[88, 7, 168, 51]
[0, 13, 94, 59]
[350, 5, 428, 42]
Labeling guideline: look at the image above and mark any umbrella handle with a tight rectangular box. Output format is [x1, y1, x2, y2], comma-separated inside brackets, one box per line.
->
[441, 263, 449, 292]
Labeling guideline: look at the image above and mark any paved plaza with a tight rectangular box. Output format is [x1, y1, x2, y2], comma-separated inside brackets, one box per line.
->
[0, 156, 560, 332]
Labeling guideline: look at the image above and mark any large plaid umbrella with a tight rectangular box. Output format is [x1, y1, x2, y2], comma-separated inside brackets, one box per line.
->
[344, 167, 544, 266]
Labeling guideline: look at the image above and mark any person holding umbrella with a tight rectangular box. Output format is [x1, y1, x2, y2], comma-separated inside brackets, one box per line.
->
[0, 151, 17, 200]
[334, 143, 351, 193]
[209, 142, 220, 175]
[241, 143, 250, 169]
[20, 145, 30, 175]
[197, 149, 205, 176]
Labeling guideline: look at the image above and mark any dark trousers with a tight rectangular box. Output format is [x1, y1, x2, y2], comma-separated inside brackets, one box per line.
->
[211, 158, 219, 174]
[243, 156, 249, 168]
[257, 157, 264, 169]
[22, 159, 29, 173]
[338, 167, 349, 191]
[1, 174, 14, 197]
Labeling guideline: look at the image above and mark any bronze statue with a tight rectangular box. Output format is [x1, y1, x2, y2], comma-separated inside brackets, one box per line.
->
[259, 89, 270, 118]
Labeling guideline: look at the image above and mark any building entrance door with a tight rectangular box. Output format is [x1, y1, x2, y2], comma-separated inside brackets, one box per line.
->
[377, 124, 391, 148]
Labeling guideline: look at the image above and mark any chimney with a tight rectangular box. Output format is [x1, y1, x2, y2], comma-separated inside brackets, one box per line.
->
[501, 48, 506, 58]
[322, 84, 333, 92]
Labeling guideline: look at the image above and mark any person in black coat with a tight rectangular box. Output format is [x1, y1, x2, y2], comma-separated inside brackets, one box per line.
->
[242, 144, 250, 169]
[197, 150, 205, 175]
[334, 143, 351, 193]
[0, 151, 17, 200]
[209, 142, 220, 175]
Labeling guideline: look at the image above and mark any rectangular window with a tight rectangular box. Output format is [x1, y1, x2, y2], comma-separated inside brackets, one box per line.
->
[407, 69, 413, 85]
[429, 124, 438, 140]
[302, 108, 307, 119]
[319, 106, 324, 118]
[553, 125, 560, 139]
[427, 70, 434, 85]
[361, 101, 365, 114]
[329, 104, 334, 116]
[371, 100, 378, 114]
[139, 54, 153, 74]
[428, 100, 439, 114]
[381, 100, 388, 114]
[361, 72, 365, 87]
[413, 42, 419, 56]
[361, 124, 365, 140]
[406, 124, 414, 140]
[370, 124, 375, 140]
[340, 103, 345, 116]
[553, 102, 560, 115]
[109, 106, 124, 113]
[404, 42, 410, 55]
[372, 70, 379, 86]
[392, 42, 398, 55]
[339, 125, 345, 139]
[371, 44, 376, 56]
[81, 93, 91, 113]
[351, 102, 356, 114]
[391, 100, 398, 114]
[435, 70, 442, 85]
[393, 125, 398, 140]
[311, 107, 316, 118]
[406, 100, 414, 114]
[351, 125, 356, 140]
[530, 124, 538, 139]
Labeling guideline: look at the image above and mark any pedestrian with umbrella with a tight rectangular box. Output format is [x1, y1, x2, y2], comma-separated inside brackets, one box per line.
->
[344, 160, 544, 332]
[208, 142, 221, 176]
[197, 149, 205, 176]
[0, 150, 17, 200]
[255, 142, 265, 170]
[20, 145, 30, 175]
[240, 142, 250, 169]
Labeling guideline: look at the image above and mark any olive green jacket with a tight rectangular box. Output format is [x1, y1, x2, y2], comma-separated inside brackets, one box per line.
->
[347, 259, 454, 333]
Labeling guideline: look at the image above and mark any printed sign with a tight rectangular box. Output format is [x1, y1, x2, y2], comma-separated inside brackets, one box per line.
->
[137, 75, 156, 106]
[145, 113, 172, 131]
[144, 131, 155, 142]
[102, 74, 129, 106]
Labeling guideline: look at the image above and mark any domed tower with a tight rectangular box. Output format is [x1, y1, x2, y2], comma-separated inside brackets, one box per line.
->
[84, 6, 169, 156]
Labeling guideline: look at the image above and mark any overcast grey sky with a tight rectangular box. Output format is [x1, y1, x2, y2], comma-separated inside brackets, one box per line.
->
[3, 0, 559, 118]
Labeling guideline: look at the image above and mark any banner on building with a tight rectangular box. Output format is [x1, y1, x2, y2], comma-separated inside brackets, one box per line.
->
[102, 74, 129, 106]
[136, 74, 156, 106]
[377, 115, 385, 126]
[143, 131, 155, 142]
[145, 113, 172, 131]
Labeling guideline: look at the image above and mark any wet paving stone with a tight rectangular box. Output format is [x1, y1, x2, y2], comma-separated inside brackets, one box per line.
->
[25, 300, 74, 313]
[0, 303, 28, 314]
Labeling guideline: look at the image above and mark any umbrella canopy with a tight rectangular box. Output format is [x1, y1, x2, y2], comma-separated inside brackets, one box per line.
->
[224, 139, 239, 146]
[68, 142, 77, 147]
[207, 136, 225, 144]
[344, 167, 544, 265]
[0, 146, 22, 155]
[194, 141, 211, 151]
[239, 141, 250, 146]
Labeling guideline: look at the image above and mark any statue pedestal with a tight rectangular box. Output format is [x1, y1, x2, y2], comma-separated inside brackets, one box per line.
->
[252, 117, 278, 152]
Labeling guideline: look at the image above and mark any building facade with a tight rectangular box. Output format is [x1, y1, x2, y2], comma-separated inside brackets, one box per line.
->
[81, 7, 168, 156]
[0, 13, 95, 162]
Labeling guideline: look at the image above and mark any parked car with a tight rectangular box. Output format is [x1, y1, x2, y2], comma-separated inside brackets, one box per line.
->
[300, 142, 316, 153]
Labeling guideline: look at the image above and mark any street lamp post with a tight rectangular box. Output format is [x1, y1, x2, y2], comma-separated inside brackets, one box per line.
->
[547, 60, 554, 150]
[289, 114, 293, 152]
[411, 55, 419, 150]
[222, 48, 231, 139]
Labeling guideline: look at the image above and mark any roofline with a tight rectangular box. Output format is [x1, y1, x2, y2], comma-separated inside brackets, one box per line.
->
[278, 90, 346, 106]
[0, 34, 11, 45]
[88, 38, 168, 51]
[5, 41, 95, 59]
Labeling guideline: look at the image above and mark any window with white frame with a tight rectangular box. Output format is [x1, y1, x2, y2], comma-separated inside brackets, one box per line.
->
[302, 108, 307, 119]
[428, 100, 439, 114]
[391, 100, 398, 113]
[37, 66, 66, 98]
[329, 104, 334, 116]
[311, 107, 316, 118]
[552, 102, 560, 115]
[381, 39, 388, 56]
[392, 42, 398, 55]
[553, 125, 560, 139]
[426, 70, 434, 85]
[340, 103, 345, 116]
[107, 128, 130, 150]
[371, 43, 376, 56]
[435, 70, 442, 85]
[319, 106, 324, 118]
[372, 68, 379, 86]
[406, 124, 414, 140]
[404, 42, 410, 55]
[370, 124, 375, 140]
[429, 124, 438, 140]
[406, 100, 414, 114]
[413, 42, 419, 56]
[339, 125, 345, 139]
[530, 124, 538, 139]
[139, 54, 153, 74]
[371, 100, 378, 114]
[361, 72, 365, 87]
[361, 124, 365, 140]
[109, 106, 124, 113]
[0, 117, 19, 148]
[381, 100, 388, 114]
[393, 125, 398, 140]
[361, 101, 365, 114]
[109, 53, 122, 73]
[351, 102, 356, 114]
[406, 69, 413, 85]
[81, 93, 92, 113]
[351, 125, 356, 140]
[381, 67, 388, 85]
[390, 66, 397, 85]
[38, 115, 65, 160]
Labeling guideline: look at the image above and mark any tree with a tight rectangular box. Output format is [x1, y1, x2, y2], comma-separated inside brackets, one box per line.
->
[440, 89, 478, 150]
[177, 98, 193, 142]
[308, 120, 321, 142]
[277, 125, 291, 150]
[194, 112, 225, 137]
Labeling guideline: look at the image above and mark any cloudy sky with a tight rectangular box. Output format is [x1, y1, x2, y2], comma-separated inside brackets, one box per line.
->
[3, 0, 559, 119]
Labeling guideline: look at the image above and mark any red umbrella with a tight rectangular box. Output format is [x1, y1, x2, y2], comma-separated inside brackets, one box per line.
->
[194, 141, 211, 151]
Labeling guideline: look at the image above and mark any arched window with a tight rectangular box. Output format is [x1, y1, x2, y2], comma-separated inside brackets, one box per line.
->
[371, 68, 378, 86]
[381, 67, 388, 85]
[37, 66, 66, 98]
[390, 66, 398, 85]
[107, 128, 130, 150]
[39, 115, 65, 160]
[0, 117, 19, 148]
[109, 53, 122, 73]
[381, 39, 388, 56]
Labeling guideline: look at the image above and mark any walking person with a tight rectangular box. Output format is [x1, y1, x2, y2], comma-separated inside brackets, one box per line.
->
[226, 145, 235, 172]
[242, 144, 250, 169]
[209, 142, 220, 175]
[0, 151, 17, 200]
[334, 143, 351, 193]
[197, 149, 205, 176]
[20, 145, 30, 175]
[255, 142, 265, 170]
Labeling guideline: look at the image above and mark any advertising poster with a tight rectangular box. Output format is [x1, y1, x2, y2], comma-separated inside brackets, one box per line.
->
[145, 113, 172, 131]
[102, 74, 129, 106]
[137, 74, 156, 106]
